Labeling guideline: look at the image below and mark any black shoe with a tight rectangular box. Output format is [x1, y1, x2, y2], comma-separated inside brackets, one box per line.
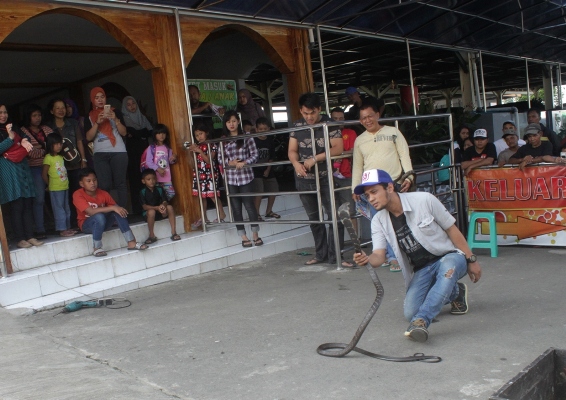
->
[450, 282, 468, 315]
[404, 318, 429, 342]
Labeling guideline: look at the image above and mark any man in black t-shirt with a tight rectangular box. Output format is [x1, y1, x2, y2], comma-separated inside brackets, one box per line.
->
[461, 128, 497, 176]
[508, 123, 559, 170]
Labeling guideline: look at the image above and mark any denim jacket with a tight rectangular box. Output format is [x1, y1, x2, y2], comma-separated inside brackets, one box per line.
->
[371, 192, 462, 289]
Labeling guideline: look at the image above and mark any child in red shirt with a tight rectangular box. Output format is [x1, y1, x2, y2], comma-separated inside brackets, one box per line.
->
[73, 168, 148, 256]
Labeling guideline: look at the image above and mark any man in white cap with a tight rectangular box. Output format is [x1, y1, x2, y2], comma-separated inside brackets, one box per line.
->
[352, 169, 482, 342]
[461, 128, 497, 176]
[508, 123, 560, 170]
[494, 120, 525, 157]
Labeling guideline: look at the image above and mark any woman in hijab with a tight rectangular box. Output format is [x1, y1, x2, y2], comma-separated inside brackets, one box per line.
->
[121, 96, 153, 214]
[84, 87, 129, 208]
[236, 89, 265, 128]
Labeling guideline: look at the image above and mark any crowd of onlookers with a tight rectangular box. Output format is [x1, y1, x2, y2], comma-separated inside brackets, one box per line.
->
[1, 84, 562, 260]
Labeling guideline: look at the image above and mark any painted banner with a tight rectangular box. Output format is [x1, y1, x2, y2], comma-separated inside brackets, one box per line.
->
[187, 79, 237, 129]
[467, 165, 566, 246]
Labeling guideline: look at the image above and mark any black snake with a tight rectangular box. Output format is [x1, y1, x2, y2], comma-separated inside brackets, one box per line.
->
[316, 203, 442, 363]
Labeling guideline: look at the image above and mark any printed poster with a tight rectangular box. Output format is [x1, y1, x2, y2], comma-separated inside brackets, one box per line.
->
[467, 165, 566, 246]
[187, 79, 237, 129]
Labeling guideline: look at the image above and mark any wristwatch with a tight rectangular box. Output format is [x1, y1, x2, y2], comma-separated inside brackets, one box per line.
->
[465, 254, 477, 263]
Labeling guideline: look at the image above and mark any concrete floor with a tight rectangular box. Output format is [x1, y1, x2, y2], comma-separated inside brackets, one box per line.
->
[1, 244, 564, 400]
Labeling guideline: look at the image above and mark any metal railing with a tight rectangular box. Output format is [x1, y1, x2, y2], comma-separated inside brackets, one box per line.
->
[188, 112, 466, 270]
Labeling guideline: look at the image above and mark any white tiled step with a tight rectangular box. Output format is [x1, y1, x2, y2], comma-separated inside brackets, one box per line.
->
[5, 226, 314, 311]
[0, 206, 309, 307]
[9, 194, 305, 272]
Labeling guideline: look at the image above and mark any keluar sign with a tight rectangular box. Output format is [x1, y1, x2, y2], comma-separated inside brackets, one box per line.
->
[467, 165, 566, 246]
[187, 79, 237, 129]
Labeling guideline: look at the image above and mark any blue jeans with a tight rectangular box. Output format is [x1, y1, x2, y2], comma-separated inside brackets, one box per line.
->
[81, 212, 134, 250]
[30, 166, 46, 233]
[296, 176, 344, 263]
[403, 252, 468, 326]
[50, 190, 70, 232]
[361, 194, 396, 263]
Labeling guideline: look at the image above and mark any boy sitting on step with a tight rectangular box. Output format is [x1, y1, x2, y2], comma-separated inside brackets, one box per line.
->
[73, 168, 149, 257]
[140, 168, 180, 244]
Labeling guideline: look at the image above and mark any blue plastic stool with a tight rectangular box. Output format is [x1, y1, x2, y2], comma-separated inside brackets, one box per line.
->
[467, 211, 498, 257]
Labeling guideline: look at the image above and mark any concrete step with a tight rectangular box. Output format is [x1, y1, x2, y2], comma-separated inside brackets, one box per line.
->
[1, 194, 312, 311]
[3, 225, 313, 311]
[8, 194, 305, 272]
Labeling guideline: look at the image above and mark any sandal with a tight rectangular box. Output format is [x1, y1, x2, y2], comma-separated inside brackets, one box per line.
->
[212, 218, 226, 223]
[304, 258, 325, 265]
[93, 248, 107, 257]
[170, 234, 181, 241]
[145, 237, 158, 244]
[341, 260, 359, 269]
[389, 260, 401, 272]
[254, 238, 264, 246]
[128, 242, 149, 251]
[242, 240, 253, 248]
[60, 230, 77, 237]
[265, 211, 281, 219]
[257, 216, 264, 221]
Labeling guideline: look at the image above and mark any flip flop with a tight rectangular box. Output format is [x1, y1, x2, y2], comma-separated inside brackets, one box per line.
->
[304, 258, 325, 265]
[254, 238, 264, 246]
[341, 260, 359, 269]
[242, 240, 253, 248]
[128, 242, 149, 251]
[389, 260, 401, 272]
[170, 234, 181, 241]
[145, 237, 158, 244]
[265, 211, 281, 219]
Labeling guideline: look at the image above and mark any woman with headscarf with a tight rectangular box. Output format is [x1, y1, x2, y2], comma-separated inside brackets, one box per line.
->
[236, 89, 266, 128]
[0, 103, 43, 248]
[84, 87, 129, 208]
[121, 95, 153, 214]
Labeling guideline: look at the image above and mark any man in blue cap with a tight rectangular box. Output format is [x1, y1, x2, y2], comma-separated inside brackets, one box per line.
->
[352, 169, 482, 342]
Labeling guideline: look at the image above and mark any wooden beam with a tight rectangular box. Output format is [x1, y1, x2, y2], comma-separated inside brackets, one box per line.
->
[0, 42, 128, 54]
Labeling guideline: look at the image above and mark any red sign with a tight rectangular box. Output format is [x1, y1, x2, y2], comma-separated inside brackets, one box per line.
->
[467, 165, 566, 245]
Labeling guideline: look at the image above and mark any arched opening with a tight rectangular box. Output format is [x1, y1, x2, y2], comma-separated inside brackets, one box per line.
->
[0, 12, 157, 242]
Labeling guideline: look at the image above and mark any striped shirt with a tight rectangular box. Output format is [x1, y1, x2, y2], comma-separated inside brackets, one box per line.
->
[223, 137, 258, 186]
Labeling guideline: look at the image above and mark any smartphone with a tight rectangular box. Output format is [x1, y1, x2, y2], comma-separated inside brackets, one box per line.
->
[104, 104, 111, 117]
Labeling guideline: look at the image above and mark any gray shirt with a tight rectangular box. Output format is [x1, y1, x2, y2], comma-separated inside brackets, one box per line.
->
[371, 192, 462, 289]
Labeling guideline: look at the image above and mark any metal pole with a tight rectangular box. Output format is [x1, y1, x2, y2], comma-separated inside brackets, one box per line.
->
[559, 64, 563, 109]
[316, 25, 330, 115]
[323, 124, 342, 270]
[405, 39, 418, 116]
[479, 51, 487, 111]
[526, 59, 531, 109]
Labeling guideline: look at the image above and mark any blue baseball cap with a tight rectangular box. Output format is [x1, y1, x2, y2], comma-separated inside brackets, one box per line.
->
[354, 169, 394, 194]
[345, 86, 358, 96]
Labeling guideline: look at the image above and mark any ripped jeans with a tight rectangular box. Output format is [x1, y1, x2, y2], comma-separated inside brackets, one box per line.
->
[403, 252, 467, 326]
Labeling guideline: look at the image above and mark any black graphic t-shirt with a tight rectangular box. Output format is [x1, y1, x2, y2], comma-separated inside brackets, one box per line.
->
[389, 212, 441, 271]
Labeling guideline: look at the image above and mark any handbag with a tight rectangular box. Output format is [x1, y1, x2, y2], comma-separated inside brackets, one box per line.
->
[61, 137, 80, 163]
[3, 133, 29, 163]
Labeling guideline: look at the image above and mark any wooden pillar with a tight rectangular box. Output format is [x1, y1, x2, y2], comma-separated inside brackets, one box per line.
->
[151, 14, 198, 232]
[285, 29, 314, 122]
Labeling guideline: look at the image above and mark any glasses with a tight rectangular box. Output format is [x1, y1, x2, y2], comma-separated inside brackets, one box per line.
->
[360, 114, 378, 122]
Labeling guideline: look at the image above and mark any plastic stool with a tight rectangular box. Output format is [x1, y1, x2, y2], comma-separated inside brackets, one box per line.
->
[467, 211, 498, 257]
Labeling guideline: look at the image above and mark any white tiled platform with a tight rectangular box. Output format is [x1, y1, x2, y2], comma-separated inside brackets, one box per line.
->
[0, 195, 313, 311]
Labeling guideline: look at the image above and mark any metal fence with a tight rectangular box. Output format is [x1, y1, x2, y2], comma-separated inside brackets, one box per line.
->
[189, 112, 467, 270]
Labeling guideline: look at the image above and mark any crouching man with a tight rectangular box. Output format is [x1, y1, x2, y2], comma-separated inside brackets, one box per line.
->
[352, 169, 482, 342]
